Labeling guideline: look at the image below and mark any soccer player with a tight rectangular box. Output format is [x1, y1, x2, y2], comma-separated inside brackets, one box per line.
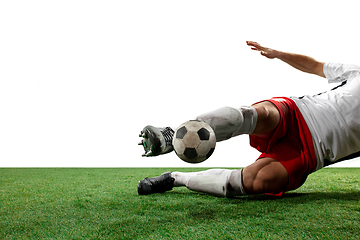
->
[137, 41, 360, 197]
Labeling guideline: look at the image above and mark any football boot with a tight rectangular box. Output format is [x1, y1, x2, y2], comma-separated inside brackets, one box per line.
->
[138, 125, 174, 157]
[137, 172, 175, 195]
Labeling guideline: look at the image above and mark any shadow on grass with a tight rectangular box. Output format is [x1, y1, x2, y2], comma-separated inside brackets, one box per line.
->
[244, 191, 359, 202]
[164, 189, 360, 203]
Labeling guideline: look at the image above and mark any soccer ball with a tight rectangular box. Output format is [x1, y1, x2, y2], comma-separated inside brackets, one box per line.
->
[172, 120, 216, 163]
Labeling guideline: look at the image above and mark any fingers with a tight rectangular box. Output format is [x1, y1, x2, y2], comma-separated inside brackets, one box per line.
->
[246, 41, 263, 51]
[246, 41, 257, 46]
[246, 41, 276, 59]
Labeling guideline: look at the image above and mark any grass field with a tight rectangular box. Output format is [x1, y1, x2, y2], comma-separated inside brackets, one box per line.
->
[0, 168, 359, 239]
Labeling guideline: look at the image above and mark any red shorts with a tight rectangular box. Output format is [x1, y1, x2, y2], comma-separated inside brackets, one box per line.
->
[249, 97, 317, 193]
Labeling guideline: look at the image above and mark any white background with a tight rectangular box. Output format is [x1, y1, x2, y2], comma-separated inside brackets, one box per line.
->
[1, 0, 359, 168]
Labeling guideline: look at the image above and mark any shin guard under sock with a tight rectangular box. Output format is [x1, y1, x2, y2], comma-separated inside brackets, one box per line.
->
[196, 106, 258, 141]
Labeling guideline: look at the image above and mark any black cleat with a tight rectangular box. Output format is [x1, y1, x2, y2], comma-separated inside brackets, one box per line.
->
[138, 126, 174, 157]
[138, 172, 175, 195]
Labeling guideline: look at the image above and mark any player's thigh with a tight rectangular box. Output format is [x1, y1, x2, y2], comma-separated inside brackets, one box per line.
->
[251, 101, 280, 136]
[242, 157, 288, 194]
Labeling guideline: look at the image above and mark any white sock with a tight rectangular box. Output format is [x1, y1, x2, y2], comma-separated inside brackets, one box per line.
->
[196, 106, 258, 142]
[171, 169, 246, 197]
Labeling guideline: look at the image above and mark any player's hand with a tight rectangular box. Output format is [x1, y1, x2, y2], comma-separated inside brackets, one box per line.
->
[246, 41, 278, 59]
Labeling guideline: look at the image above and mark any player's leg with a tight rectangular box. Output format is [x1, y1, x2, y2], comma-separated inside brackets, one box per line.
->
[241, 157, 288, 194]
[138, 168, 245, 197]
[139, 101, 280, 156]
[195, 106, 257, 142]
[250, 101, 280, 136]
[176, 158, 288, 196]
[138, 157, 288, 196]
[171, 169, 246, 197]
[196, 101, 280, 140]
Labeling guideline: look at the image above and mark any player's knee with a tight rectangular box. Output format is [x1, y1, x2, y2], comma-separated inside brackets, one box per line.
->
[251, 103, 280, 135]
[242, 169, 266, 194]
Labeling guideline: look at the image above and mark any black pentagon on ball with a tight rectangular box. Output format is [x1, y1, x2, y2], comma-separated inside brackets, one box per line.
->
[176, 126, 187, 139]
[184, 148, 198, 159]
[197, 127, 210, 140]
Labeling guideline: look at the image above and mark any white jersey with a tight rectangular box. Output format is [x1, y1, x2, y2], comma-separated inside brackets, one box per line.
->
[291, 62, 360, 170]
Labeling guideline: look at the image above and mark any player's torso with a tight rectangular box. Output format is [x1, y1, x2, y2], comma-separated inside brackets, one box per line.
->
[292, 74, 360, 166]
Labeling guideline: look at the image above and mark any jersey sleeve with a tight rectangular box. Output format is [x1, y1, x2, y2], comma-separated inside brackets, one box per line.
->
[324, 62, 360, 83]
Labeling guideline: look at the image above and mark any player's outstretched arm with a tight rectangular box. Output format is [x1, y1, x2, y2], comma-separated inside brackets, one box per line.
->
[246, 41, 325, 78]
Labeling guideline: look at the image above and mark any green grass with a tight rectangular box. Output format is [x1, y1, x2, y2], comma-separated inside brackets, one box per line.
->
[0, 168, 359, 239]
